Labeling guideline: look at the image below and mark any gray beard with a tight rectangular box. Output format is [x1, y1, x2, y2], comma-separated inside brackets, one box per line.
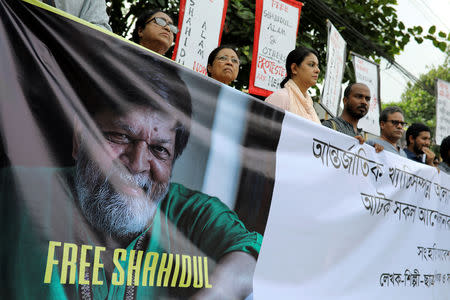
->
[74, 147, 169, 238]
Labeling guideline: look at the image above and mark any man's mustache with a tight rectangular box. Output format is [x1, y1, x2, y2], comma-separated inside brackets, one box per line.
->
[114, 170, 152, 195]
[102, 161, 153, 196]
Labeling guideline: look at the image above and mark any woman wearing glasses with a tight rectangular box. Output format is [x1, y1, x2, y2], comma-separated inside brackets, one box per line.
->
[266, 47, 321, 123]
[207, 46, 240, 86]
[132, 10, 178, 55]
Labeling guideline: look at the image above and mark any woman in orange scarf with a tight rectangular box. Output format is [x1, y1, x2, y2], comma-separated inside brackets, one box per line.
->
[266, 47, 321, 123]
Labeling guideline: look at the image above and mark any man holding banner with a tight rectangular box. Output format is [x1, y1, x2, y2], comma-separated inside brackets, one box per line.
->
[404, 123, 437, 166]
[322, 83, 371, 140]
[366, 106, 407, 157]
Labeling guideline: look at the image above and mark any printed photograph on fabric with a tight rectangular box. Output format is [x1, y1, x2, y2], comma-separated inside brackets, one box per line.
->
[0, 0, 283, 299]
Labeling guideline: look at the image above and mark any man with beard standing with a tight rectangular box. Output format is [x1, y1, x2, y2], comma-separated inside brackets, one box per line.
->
[322, 83, 373, 144]
[322, 83, 384, 152]
[404, 123, 437, 166]
[366, 106, 408, 157]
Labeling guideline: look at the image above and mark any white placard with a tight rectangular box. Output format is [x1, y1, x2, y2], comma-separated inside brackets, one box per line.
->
[254, 113, 450, 299]
[352, 54, 381, 135]
[321, 21, 346, 116]
[436, 79, 450, 145]
[249, 0, 302, 96]
[173, 0, 227, 75]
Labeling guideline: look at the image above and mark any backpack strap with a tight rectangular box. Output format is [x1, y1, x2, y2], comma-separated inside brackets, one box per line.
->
[330, 119, 337, 131]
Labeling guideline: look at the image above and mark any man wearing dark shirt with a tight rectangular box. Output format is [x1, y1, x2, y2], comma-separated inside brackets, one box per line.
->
[438, 136, 450, 174]
[322, 83, 382, 153]
[404, 123, 436, 166]
[322, 83, 370, 141]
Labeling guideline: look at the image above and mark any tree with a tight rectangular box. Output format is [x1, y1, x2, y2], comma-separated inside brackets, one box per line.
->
[383, 51, 450, 147]
[106, 0, 450, 92]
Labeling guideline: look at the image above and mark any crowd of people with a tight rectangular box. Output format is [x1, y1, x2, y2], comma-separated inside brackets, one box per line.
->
[10, 1, 447, 299]
[41, 0, 449, 172]
[321, 81, 449, 172]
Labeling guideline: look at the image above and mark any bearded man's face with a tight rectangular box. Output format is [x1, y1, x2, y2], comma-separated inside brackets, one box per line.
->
[73, 106, 177, 237]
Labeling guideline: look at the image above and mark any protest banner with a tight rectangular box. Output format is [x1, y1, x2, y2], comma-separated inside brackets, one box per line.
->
[1, 1, 449, 299]
[351, 52, 381, 136]
[172, 0, 228, 75]
[254, 112, 450, 299]
[0, 1, 276, 298]
[320, 20, 347, 117]
[435, 79, 450, 145]
[249, 0, 303, 97]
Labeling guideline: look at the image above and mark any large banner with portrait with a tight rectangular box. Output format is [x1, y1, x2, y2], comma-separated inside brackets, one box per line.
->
[1, 1, 450, 300]
[0, 1, 279, 299]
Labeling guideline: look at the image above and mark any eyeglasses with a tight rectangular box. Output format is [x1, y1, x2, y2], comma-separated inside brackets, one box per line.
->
[146, 17, 178, 34]
[386, 120, 407, 127]
[216, 55, 240, 65]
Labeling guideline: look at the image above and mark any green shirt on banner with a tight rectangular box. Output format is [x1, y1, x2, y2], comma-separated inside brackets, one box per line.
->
[1, 167, 262, 299]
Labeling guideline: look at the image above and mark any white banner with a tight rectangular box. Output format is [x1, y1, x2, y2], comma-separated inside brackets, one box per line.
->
[249, 0, 302, 96]
[254, 114, 450, 299]
[321, 21, 346, 116]
[352, 54, 381, 135]
[173, 0, 227, 75]
[436, 79, 450, 145]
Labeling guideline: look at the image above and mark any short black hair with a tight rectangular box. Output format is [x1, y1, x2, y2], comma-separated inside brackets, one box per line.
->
[379, 106, 403, 123]
[206, 46, 239, 76]
[343, 83, 369, 98]
[280, 47, 318, 88]
[82, 57, 192, 160]
[405, 123, 431, 146]
[440, 136, 450, 161]
[132, 9, 175, 44]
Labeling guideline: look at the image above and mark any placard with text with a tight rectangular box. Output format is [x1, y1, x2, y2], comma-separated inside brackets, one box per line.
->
[249, 0, 303, 97]
[320, 20, 346, 116]
[436, 79, 450, 145]
[352, 53, 381, 136]
[172, 0, 228, 75]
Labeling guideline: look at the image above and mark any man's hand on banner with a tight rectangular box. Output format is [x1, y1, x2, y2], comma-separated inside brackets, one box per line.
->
[355, 136, 383, 153]
[373, 143, 384, 153]
[354, 135, 365, 145]
[189, 252, 256, 300]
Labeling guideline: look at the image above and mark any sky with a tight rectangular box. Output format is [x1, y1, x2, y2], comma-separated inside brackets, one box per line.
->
[380, 0, 450, 103]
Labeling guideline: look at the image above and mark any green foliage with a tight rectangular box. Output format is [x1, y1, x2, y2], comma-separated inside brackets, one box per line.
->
[106, 0, 449, 92]
[383, 51, 450, 142]
[428, 25, 436, 34]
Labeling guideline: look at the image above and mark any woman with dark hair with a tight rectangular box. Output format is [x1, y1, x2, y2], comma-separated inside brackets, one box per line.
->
[207, 46, 240, 85]
[266, 47, 321, 123]
[132, 9, 178, 55]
